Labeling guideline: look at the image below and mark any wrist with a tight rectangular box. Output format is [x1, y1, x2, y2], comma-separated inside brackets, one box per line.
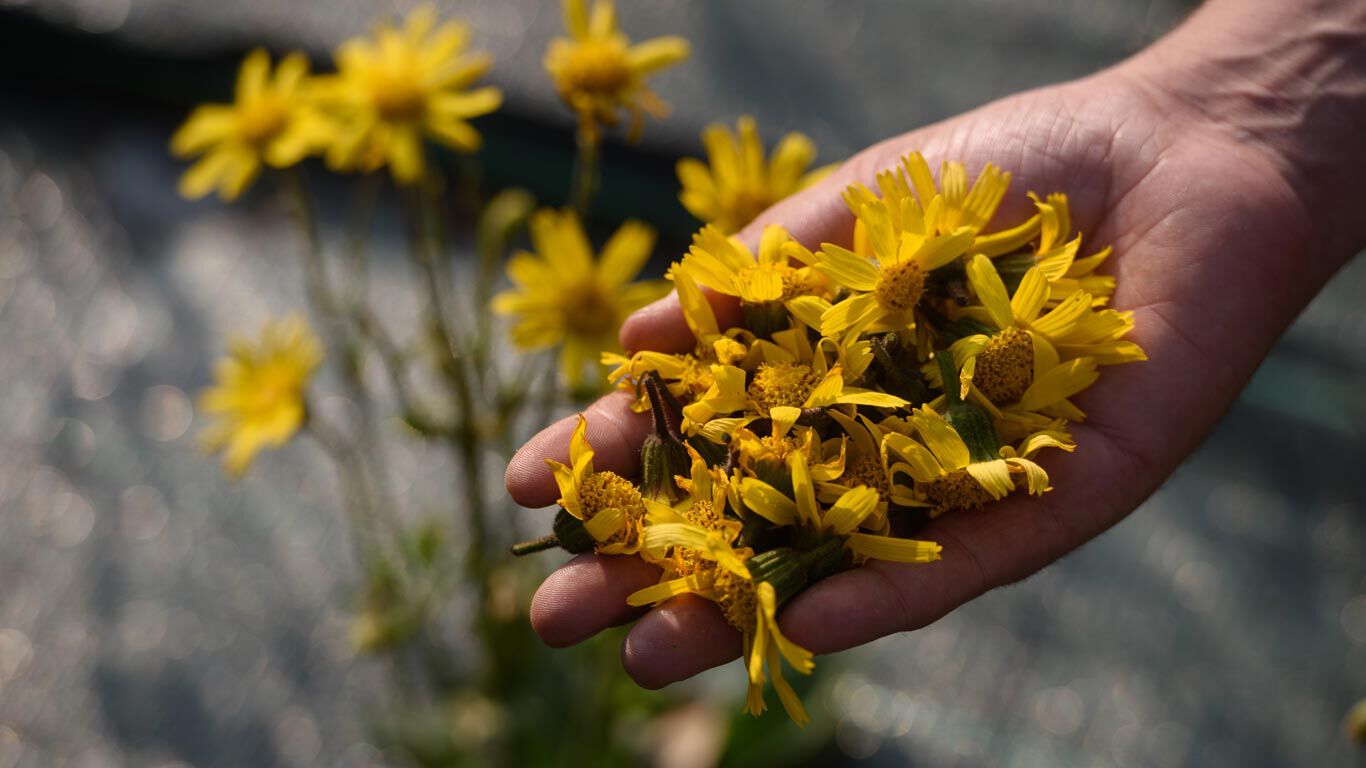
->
[1118, 0, 1366, 268]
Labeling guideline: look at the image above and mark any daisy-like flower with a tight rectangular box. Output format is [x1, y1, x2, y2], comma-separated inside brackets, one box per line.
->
[814, 410, 928, 520]
[678, 223, 828, 310]
[1000, 192, 1117, 307]
[883, 405, 1071, 515]
[198, 314, 323, 477]
[545, 415, 649, 554]
[628, 528, 814, 725]
[681, 326, 906, 433]
[677, 116, 835, 234]
[545, 0, 690, 143]
[816, 198, 976, 337]
[492, 208, 670, 388]
[170, 49, 331, 201]
[737, 452, 944, 565]
[942, 254, 1144, 418]
[641, 445, 743, 579]
[314, 5, 503, 184]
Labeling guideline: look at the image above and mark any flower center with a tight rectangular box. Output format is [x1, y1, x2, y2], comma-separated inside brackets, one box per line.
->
[974, 327, 1034, 403]
[562, 281, 618, 337]
[578, 470, 645, 545]
[561, 40, 633, 95]
[237, 98, 290, 145]
[712, 567, 757, 634]
[748, 362, 822, 413]
[874, 259, 925, 312]
[684, 498, 717, 528]
[678, 357, 715, 400]
[842, 455, 889, 500]
[926, 468, 997, 512]
[369, 67, 427, 122]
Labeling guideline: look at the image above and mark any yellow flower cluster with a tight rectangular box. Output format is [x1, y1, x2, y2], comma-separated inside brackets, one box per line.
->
[171, 5, 503, 198]
[545, 153, 1144, 725]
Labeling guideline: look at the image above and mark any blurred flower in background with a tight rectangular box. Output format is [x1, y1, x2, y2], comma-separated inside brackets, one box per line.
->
[492, 208, 669, 389]
[678, 116, 835, 234]
[545, 0, 690, 144]
[315, 4, 503, 183]
[169, 49, 330, 200]
[196, 313, 322, 477]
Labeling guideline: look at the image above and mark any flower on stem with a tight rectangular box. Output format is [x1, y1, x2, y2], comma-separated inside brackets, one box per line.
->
[545, 415, 649, 554]
[883, 405, 1070, 515]
[628, 529, 815, 726]
[677, 116, 835, 234]
[170, 49, 331, 201]
[198, 314, 323, 477]
[544, 0, 690, 144]
[938, 253, 1144, 419]
[492, 208, 670, 389]
[315, 5, 503, 184]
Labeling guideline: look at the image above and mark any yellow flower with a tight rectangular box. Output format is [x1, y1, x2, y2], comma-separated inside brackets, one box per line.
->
[884, 406, 1069, 515]
[545, 0, 690, 143]
[816, 198, 976, 337]
[628, 528, 814, 726]
[677, 116, 835, 234]
[736, 452, 943, 565]
[989, 193, 1117, 307]
[198, 314, 323, 477]
[493, 208, 670, 388]
[315, 5, 503, 184]
[938, 254, 1144, 419]
[545, 415, 648, 554]
[681, 326, 906, 432]
[170, 49, 331, 201]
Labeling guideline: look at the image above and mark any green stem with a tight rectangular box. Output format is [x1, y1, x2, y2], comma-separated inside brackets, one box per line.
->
[569, 132, 601, 216]
[282, 169, 397, 535]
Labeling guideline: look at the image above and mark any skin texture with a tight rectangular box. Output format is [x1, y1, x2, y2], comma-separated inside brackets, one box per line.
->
[505, 0, 1366, 691]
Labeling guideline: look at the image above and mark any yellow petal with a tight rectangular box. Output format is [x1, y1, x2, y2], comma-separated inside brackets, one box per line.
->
[845, 532, 942, 563]
[966, 254, 1013, 330]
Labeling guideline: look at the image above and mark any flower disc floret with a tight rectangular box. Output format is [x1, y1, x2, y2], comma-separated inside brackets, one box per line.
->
[748, 362, 822, 413]
[974, 327, 1034, 403]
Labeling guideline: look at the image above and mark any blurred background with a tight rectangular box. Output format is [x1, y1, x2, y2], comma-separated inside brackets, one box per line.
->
[1, 0, 1364, 766]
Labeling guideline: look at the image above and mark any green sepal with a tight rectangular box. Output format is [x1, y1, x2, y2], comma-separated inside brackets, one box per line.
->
[741, 300, 790, 340]
[993, 252, 1036, 296]
[552, 508, 597, 554]
[937, 353, 1000, 463]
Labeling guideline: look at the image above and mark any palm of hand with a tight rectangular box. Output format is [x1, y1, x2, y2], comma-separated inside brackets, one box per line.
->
[505, 72, 1315, 689]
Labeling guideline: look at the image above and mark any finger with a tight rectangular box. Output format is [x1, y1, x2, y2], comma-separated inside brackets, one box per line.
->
[619, 289, 743, 355]
[531, 553, 662, 647]
[616, 450, 1112, 686]
[504, 390, 652, 508]
[620, 594, 740, 689]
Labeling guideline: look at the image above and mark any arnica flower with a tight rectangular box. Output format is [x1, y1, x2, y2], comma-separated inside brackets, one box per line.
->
[816, 198, 976, 337]
[681, 326, 906, 433]
[171, 49, 331, 201]
[545, 0, 690, 143]
[492, 208, 670, 388]
[315, 5, 503, 184]
[990, 193, 1117, 307]
[815, 410, 926, 519]
[628, 528, 814, 726]
[198, 314, 323, 477]
[545, 415, 648, 554]
[737, 452, 943, 565]
[642, 445, 743, 579]
[884, 406, 1069, 515]
[844, 152, 1016, 249]
[947, 254, 1144, 417]
[677, 116, 835, 234]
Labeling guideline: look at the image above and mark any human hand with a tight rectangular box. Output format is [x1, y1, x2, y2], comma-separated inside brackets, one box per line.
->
[505, 0, 1366, 690]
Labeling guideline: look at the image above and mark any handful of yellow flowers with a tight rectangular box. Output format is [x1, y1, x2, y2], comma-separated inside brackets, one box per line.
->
[518, 153, 1146, 726]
